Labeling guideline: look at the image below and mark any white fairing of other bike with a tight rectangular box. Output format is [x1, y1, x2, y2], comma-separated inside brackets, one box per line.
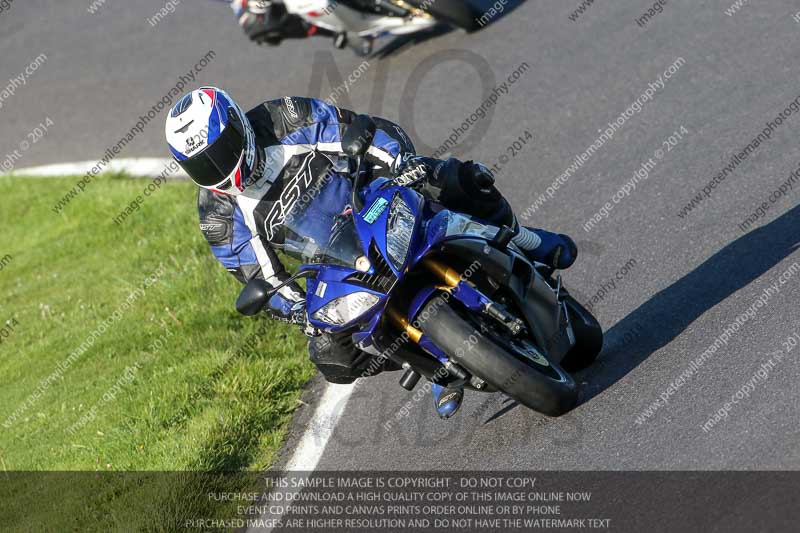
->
[284, 0, 438, 37]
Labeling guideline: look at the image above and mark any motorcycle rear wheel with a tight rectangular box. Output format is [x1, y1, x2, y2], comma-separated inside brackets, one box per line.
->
[416, 298, 578, 416]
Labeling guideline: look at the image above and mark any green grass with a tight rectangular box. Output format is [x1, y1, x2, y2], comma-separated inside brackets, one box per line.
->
[0, 175, 314, 531]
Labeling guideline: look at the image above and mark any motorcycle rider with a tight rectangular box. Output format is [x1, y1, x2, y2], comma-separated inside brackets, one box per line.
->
[165, 87, 578, 419]
[221, 0, 337, 47]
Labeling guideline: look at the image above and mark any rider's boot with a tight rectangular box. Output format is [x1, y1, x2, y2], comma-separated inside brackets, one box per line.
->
[512, 223, 578, 270]
[431, 383, 464, 419]
[450, 161, 578, 270]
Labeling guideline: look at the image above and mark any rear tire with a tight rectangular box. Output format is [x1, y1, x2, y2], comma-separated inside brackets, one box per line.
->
[560, 296, 604, 372]
[408, 0, 486, 32]
[417, 299, 578, 416]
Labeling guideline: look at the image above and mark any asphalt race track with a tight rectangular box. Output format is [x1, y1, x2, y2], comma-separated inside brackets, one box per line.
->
[3, 0, 800, 472]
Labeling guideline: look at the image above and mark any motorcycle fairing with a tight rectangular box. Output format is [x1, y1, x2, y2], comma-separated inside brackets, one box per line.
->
[302, 180, 575, 365]
[284, 0, 438, 37]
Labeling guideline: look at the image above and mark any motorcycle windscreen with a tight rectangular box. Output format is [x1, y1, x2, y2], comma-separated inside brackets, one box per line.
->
[281, 173, 365, 269]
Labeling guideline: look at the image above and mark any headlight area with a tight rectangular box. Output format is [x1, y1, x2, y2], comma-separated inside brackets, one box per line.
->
[311, 291, 381, 326]
[386, 194, 415, 270]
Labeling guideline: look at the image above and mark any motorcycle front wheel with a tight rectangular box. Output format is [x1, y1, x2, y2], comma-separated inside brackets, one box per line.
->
[416, 298, 578, 416]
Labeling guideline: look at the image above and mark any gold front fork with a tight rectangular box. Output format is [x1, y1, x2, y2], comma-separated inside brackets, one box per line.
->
[386, 257, 464, 343]
[386, 306, 423, 343]
[420, 257, 463, 288]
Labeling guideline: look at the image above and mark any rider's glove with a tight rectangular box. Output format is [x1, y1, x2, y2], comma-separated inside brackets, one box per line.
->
[288, 300, 307, 325]
[391, 155, 442, 187]
[234, 1, 309, 45]
[460, 160, 496, 192]
[266, 293, 307, 325]
[258, 274, 308, 325]
[235, 1, 285, 45]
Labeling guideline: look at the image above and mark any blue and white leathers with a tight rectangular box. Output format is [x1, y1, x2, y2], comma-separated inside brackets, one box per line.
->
[190, 96, 411, 321]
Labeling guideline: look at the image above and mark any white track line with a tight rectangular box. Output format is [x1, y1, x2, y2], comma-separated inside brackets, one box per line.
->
[7, 156, 355, 471]
[6, 156, 354, 532]
[284, 382, 355, 470]
[247, 382, 355, 532]
[1, 158, 187, 178]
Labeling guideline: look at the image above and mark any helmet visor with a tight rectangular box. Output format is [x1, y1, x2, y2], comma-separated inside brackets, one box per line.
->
[178, 123, 245, 187]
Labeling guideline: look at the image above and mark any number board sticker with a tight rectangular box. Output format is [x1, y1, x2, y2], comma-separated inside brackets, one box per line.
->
[364, 197, 389, 224]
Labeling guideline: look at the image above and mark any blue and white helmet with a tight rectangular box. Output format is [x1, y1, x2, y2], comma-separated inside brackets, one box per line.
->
[165, 87, 257, 195]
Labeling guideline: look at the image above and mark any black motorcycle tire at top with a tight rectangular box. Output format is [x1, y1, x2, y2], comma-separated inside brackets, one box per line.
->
[406, 0, 486, 32]
[416, 299, 579, 417]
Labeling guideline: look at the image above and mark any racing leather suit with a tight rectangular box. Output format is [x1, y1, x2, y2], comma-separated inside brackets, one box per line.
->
[225, 0, 326, 45]
[198, 96, 514, 383]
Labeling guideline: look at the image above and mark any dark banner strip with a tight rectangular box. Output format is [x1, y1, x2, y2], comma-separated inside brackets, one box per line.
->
[1, 471, 796, 532]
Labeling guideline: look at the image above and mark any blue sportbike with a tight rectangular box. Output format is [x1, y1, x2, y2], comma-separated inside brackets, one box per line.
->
[237, 117, 603, 416]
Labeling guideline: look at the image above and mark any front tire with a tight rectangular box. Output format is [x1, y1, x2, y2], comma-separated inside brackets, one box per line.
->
[416, 299, 578, 416]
